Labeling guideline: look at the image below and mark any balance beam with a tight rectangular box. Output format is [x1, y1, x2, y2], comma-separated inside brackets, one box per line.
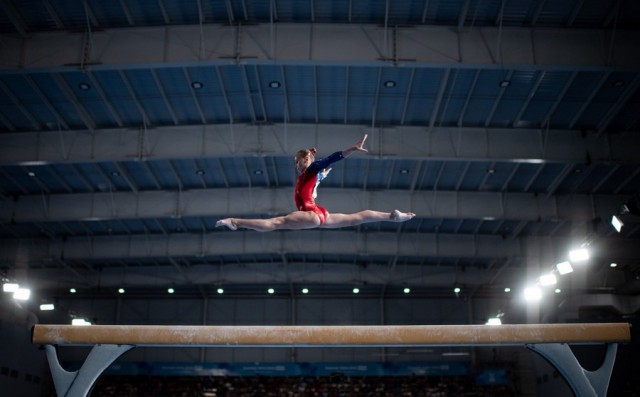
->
[33, 323, 630, 397]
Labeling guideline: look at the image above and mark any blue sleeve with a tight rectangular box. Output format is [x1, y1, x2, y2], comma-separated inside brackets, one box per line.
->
[307, 151, 344, 174]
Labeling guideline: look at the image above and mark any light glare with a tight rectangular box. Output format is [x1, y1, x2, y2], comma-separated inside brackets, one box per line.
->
[524, 286, 542, 302]
[556, 261, 574, 275]
[611, 215, 623, 232]
[40, 303, 55, 311]
[3, 282, 19, 293]
[71, 318, 92, 326]
[539, 273, 557, 286]
[569, 248, 590, 262]
[13, 288, 31, 300]
[486, 317, 502, 326]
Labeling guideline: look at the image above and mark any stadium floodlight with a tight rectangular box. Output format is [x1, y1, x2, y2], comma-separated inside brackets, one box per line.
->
[611, 215, 624, 232]
[568, 248, 590, 262]
[556, 261, 574, 275]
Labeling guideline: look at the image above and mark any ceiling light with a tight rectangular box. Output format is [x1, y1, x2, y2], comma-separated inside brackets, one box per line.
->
[118, 288, 125, 294]
[611, 215, 623, 232]
[40, 303, 55, 311]
[403, 287, 411, 294]
[167, 288, 175, 294]
[191, 81, 203, 89]
[523, 286, 542, 302]
[556, 261, 573, 275]
[486, 317, 502, 326]
[610, 263, 618, 268]
[27, 171, 36, 177]
[555, 288, 562, 294]
[69, 288, 77, 294]
[78, 83, 90, 90]
[268, 81, 281, 88]
[301, 288, 309, 294]
[217, 288, 224, 294]
[71, 318, 92, 326]
[504, 287, 511, 293]
[383, 80, 396, 88]
[568, 248, 590, 262]
[13, 288, 31, 300]
[267, 288, 275, 294]
[3, 282, 19, 293]
[352, 287, 360, 294]
[453, 287, 461, 294]
[539, 273, 557, 286]
[499, 80, 511, 87]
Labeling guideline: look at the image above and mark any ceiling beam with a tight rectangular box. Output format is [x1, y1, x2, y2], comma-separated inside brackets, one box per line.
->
[1, 124, 639, 166]
[1, 188, 623, 224]
[2, 24, 639, 70]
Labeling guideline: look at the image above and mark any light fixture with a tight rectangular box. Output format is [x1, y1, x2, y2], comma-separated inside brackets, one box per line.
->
[555, 288, 562, 294]
[403, 287, 411, 294]
[486, 317, 502, 326]
[504, 287, 511, 293]
[301, 288, 309, 294]
[268, 81, 281, 88]
[611, 215, 623, 232]
[69, 288, 77, 294]
[167, 287, 175, 294]
[27, 171, 36, 177]
[539, 273, 557, 286]
[78, 83, 90, 90]
[217, 288, 224, 294]
[453, 287, 461, 294]
[40, 303, 55, 311]
[71, 318, 92, 326]
[556, 261, 573, 275]
[267, 288, 275, 294]
[191, 81, 203, 89]
[610, 263, 618, 268]
[3, 282, 19, 293]
[13, 288, 31, 301]
[118, 288, 125, 294]
[523, 286, 542, 302]
[352, 287, 360, 294]
[568, 248, 590, 262]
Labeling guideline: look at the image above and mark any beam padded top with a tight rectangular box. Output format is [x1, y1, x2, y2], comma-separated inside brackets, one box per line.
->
[32, 323, 631, 346]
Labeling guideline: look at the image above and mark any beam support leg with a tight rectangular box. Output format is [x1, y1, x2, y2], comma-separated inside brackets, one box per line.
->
[45, 344, 134, 397]
[527, 343, 618, 397]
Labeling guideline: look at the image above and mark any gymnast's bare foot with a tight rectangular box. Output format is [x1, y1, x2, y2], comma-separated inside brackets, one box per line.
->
[390, 210, 415, 222]
[216, 219, 238, 230]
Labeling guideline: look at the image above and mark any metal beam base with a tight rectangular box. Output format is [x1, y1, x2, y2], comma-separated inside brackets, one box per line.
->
[527, 343, 619, 397]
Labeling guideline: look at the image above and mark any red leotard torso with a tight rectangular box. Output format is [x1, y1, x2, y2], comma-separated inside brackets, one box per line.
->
[294, 151, 344, 225]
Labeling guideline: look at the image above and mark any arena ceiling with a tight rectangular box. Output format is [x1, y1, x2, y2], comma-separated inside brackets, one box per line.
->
[1, 0, 640, 311]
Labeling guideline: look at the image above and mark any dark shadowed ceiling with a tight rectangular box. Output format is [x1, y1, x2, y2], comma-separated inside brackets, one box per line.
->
[1, 0, 639, 315]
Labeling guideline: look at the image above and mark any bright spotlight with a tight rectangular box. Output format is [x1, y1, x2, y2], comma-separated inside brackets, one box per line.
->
[486, 317, 502, 326]
[40, 303, 55, 311]
[71, 318, 92, 326]
[13, 288, 31, 301]
[216, 288, 224, 294]
[539, 273, 557, 286]
[611, 215, 624, 232]
[556, 261, 574, 275]
[352, 287, 360, 294]
[568, 248, 589, 262]
[524, 286, 542, 302]
[3, 282, 19, 293]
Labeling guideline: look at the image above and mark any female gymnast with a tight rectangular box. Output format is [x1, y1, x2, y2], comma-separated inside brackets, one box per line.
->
[215, 134, 415, 231]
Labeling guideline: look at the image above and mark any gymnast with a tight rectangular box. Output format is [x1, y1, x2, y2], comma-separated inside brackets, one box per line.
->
[216, 134, 416, 231]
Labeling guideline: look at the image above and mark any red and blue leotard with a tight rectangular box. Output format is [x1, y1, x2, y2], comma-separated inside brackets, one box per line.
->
[294, 151, 344, 225]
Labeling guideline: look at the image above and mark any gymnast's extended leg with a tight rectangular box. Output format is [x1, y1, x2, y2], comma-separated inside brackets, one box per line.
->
[216, 211, 320, 232]
[320, 209, 415, 229]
